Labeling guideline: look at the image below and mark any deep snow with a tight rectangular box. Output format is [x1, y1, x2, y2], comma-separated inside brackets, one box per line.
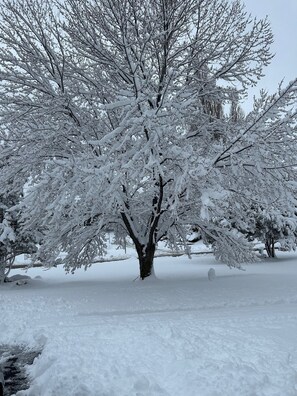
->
[1, 249, 297, 395]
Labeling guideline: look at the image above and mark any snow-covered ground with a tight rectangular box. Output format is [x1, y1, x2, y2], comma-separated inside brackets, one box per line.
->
[2, 248, 297, 395]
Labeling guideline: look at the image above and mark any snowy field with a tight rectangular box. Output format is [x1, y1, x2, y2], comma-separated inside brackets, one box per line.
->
[1, 249, 297, 396]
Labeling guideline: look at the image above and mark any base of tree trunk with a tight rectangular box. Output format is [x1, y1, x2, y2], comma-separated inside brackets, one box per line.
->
[139, 258, 154, 279]
[265, 237, 276, 258]
[138, 244, 156, 280]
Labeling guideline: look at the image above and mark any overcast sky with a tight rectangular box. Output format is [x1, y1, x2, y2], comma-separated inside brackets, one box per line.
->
[241, 0, 297, 111]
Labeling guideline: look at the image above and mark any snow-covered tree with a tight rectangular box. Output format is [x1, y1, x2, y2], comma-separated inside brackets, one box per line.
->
[0, 188, 37, 282]
[0, 206, 16, 282]
[251, 208, 297, 258]
[232, 201, 297, 258]
[0, 0, 296, 279]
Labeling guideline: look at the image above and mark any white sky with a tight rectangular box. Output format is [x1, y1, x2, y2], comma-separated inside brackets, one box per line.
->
[241, 0, 297, 111]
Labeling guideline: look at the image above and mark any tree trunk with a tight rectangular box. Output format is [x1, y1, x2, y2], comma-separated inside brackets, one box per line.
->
[265, 235, 276, 258]
[271, 236, 276, 258]
[137, 243, 156, 280]
[0, 260, 6, 283]
[0, 270, 4, 283]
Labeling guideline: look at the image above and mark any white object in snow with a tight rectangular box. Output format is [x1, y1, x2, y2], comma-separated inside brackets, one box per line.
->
[208, 268, 216, 281]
